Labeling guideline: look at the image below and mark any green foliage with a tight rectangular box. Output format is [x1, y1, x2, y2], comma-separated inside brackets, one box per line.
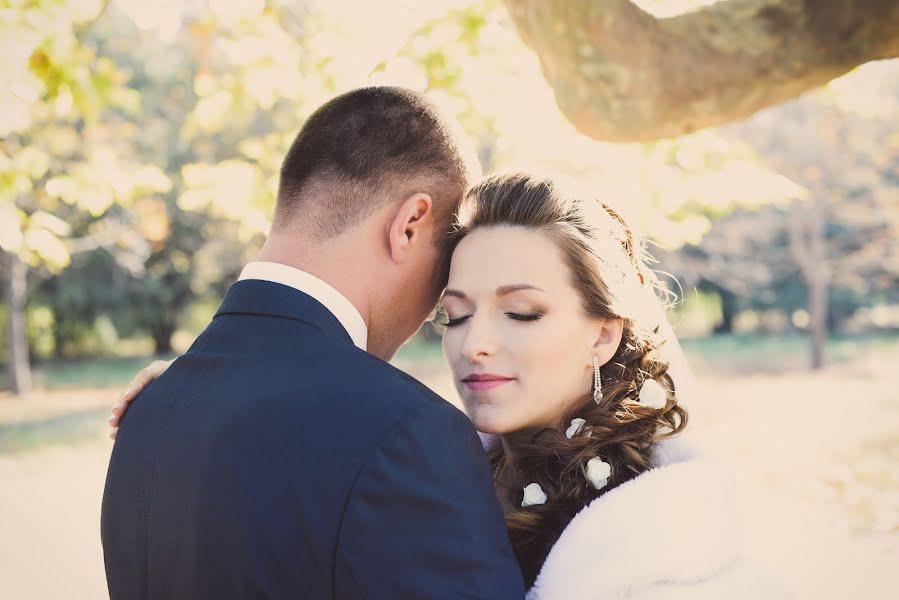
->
[1, 0, 169, 270]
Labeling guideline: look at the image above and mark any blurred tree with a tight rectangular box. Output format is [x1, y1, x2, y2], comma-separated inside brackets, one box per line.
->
[662, 71, 899, 368]
[503, 0, 899, 141]
[5, 0, 895, 384]
[96, 0, 331, 351]
[2, 250, 30, 392]
[1, 0, 169, 394]
[33, 228, 133, 358]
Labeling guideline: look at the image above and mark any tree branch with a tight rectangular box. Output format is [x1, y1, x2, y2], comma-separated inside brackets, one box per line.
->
[503, 0, 899, 141]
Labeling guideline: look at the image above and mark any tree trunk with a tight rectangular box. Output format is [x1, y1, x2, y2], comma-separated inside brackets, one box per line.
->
[151, 323, 175, 355]
[789, 197, 829, 370]
[504, 0, 899, 141]
[714, 286, 738, 335]
[3, 251, 32, 395]
[806, 197, 828, 370]
[808, 263, 828, 370]
[53, 308, 67, 359]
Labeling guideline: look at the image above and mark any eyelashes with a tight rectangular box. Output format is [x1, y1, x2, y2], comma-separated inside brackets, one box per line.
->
[507, 312, 543, 323]
[444, 315, 469, 328]
[444, 312, 544, 328]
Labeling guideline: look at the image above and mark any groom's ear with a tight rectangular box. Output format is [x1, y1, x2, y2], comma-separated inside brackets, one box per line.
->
[388, 192, 433, 263]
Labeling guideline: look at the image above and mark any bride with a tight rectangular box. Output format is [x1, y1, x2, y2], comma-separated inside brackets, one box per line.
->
[111, 172, 784, 598]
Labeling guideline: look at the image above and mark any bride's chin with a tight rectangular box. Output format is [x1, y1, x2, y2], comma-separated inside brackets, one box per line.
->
[467, 410, 510, 435]
[474, 422, 505, 435]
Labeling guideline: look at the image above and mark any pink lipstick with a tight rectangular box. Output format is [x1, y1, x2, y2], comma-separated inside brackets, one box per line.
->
[462, 373, 515, 391]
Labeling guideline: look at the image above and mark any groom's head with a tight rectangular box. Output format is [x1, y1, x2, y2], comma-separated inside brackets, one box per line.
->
[272, 87, 477, 357]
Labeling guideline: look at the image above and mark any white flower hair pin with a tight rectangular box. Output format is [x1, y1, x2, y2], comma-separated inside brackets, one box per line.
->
[638, 379, 668, 410]
[586, 457, 612, 490]
[522, 483, 547, 507]
[565, 418, 587, 439]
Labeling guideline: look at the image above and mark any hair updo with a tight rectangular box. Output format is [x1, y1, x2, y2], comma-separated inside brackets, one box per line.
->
[450, 173, 688, 587]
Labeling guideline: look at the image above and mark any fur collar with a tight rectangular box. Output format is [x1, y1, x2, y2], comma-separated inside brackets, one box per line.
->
[527, 441, 743, 599]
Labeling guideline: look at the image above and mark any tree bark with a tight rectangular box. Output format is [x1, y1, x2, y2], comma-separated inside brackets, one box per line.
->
[151, 323, 175, 355]
[503, 0, 899, 141]
[806, 196, 828, 370]
[3, 251, 32, 395]
[789, 197, 829, 370]
[714, 285, 738, 335]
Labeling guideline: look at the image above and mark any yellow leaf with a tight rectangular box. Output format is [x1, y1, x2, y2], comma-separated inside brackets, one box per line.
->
[13, 146, 51, 179]
[192, 90, 233, 132]
[0, 202, 25, 252]
[134, 165, 173, 194]
[45, 176, 79, 200]
[179, 160, 260, 219]
[133, 197, 170, 243]
[47, 126, 79, 155]
[29, 211, 72, 237]
[24, 227, 70, 271]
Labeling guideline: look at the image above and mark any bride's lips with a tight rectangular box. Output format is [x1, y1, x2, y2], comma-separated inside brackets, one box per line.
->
[462, 373, 515, 391]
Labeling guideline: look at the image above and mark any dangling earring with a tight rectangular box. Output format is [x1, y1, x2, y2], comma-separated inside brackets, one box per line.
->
[592, 356, 603, 404]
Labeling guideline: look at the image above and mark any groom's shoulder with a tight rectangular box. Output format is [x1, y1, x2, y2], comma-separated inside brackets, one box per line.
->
[337, 347, 449, 410]
[311, 345, 475, 430]
[298, 346, 479, 460]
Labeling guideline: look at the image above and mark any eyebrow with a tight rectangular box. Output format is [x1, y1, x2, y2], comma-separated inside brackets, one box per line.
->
[443, 284, 546, 300]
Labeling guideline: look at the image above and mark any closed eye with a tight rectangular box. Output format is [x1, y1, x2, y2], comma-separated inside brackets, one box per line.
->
[507, 312, 543, 322]
[440, 312, 543, 329]
[445, 315, 472, 327]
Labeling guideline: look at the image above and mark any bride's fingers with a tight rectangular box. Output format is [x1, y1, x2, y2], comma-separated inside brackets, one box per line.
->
[109, 386, 139, 428]
[109, 405, 125, 428]
[108, 360, 171, 433]
[124, 360, 170, 402]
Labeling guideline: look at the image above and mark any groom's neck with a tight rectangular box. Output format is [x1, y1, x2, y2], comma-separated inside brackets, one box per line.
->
[255, 230, 373, 330]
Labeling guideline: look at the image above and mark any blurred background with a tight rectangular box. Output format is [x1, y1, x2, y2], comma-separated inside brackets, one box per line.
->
[1, 0, 897, 598]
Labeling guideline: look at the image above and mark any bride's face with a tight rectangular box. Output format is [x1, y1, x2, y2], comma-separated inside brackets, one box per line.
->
[441, 226, 600, 435]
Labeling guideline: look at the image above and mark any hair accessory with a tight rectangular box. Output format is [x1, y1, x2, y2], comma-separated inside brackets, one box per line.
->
[638, 379, 668, 410]
[586, 457, 612, 490]
[521, 483, 547, 507]
[565, 418, 587, 439]
[592, 356, 603, 404]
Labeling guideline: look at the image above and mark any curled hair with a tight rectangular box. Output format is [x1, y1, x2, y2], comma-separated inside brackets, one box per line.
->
[451, 173, 688, 587]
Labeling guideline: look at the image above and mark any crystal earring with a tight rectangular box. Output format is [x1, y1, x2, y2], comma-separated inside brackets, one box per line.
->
[593, 356, 603, 404]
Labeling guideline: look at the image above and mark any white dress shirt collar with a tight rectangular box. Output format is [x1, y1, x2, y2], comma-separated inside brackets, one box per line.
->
[238, 261, 368, 351]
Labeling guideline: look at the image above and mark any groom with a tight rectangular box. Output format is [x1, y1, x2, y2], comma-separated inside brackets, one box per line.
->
[101, 87, 525, 598]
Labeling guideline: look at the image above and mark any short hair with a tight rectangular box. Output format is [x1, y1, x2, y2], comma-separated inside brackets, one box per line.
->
[275, 87, 473, 243]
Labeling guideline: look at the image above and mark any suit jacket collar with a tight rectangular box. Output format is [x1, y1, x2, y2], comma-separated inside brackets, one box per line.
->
[214, 279, 354, 346]
[238, 262, 367, 350]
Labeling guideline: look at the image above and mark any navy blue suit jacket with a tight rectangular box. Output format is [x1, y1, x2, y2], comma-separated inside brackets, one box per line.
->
[101, 280, 525, 599]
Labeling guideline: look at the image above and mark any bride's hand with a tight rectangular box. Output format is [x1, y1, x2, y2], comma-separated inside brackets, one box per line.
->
[108, 359, 174, 439]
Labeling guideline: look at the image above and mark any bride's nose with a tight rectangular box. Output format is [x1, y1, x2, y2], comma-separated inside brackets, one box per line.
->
[461, 314, 499, 362]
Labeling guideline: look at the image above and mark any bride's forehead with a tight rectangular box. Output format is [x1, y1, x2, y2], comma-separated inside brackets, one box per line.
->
[447, 255, 569, 298]
[452, 227, 563, 264]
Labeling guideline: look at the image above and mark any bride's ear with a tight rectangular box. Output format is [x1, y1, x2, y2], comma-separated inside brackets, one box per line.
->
[590, 318, 624, 366]
[388, 192, 433, 263]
